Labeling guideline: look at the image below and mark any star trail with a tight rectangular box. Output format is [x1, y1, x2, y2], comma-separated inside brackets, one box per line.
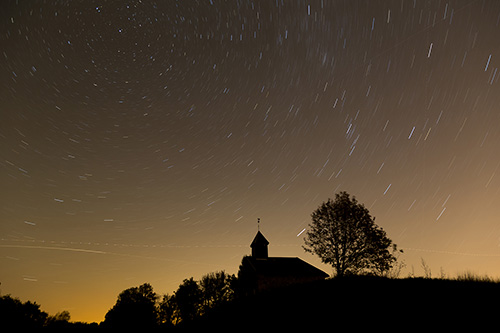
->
[2, 0, 500, 323]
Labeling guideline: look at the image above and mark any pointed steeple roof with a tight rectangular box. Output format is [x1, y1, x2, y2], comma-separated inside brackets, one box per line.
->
[251, 230, 269, 247]
[251, 230, 269, 259]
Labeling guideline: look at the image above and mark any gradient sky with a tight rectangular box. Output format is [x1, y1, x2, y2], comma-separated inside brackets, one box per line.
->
[2, 0, 500, 323]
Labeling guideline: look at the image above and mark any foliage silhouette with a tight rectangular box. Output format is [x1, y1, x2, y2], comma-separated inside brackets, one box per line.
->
[4, 270, 500, 331]
[103, 283, 159, 330]
[157, 270, 237, 328]
[0, 294, 48, 330]
[199, 271, 235, 313]
[303, 191, 401, 277]
[0, 294, 99, 332]
[173, 277, 202, 323]
[45, 310, 72, 331]
[157, 293, 179, 328]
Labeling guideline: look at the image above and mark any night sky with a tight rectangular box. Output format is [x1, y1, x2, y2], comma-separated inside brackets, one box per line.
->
[2, 0, 500, 323]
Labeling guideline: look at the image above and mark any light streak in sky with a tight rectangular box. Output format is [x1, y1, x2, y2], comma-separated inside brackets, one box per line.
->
[384, 184, 392, 195]
[0, 244, 106, 255]
[6, 243, 500, 262]
[0, 244, 215, 266]
[436, 207, 446, 221]
[408, 126, 415, 139]
[404, 247, 500, 257]
[485, 54, 492, 71]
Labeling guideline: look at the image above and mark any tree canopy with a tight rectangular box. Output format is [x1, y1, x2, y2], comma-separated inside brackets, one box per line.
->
[102, 271, 236, 329]
[303, 191, 401, 277]
[103, 283, 159, 330]
[0, 295, 48, 330]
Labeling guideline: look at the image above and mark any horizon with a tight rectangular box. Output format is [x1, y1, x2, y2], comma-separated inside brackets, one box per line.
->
[3, 231, 500, 323]
[3, 0, 500, 324]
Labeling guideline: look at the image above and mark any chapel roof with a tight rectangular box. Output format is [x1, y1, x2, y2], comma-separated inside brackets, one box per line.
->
[242, 256, 329, 278]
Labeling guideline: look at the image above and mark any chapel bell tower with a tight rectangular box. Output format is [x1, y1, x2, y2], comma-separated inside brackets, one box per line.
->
[250, 218, 269, 259]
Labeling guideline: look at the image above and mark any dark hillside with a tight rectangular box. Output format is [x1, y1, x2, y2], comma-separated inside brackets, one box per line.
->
[178, 276, 500, 331]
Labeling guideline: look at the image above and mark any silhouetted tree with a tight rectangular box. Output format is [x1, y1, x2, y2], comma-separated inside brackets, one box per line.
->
[103, 283, 159, 330]
[174, 278, 202, 322]
[158, 293, 179, 328]
[0, 295, 48, 330]
[199, 271, 235, 313]
[303, 191, 401, 277]
[45, 310, 71, 330]
[158, 272, 237, 327]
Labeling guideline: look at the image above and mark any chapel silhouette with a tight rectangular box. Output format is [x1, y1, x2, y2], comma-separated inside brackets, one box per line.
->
[239, 225, 329, 293]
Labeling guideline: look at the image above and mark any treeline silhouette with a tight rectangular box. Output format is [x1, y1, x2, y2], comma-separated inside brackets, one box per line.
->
[0, 294, 98, 332]
[1, 270, 241, 332]
[102, 270, 239, 331]
[3, 271, 500, 331]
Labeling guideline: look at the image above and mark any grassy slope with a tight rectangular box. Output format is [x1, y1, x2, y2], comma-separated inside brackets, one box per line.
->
[180, 276, 500, 331]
